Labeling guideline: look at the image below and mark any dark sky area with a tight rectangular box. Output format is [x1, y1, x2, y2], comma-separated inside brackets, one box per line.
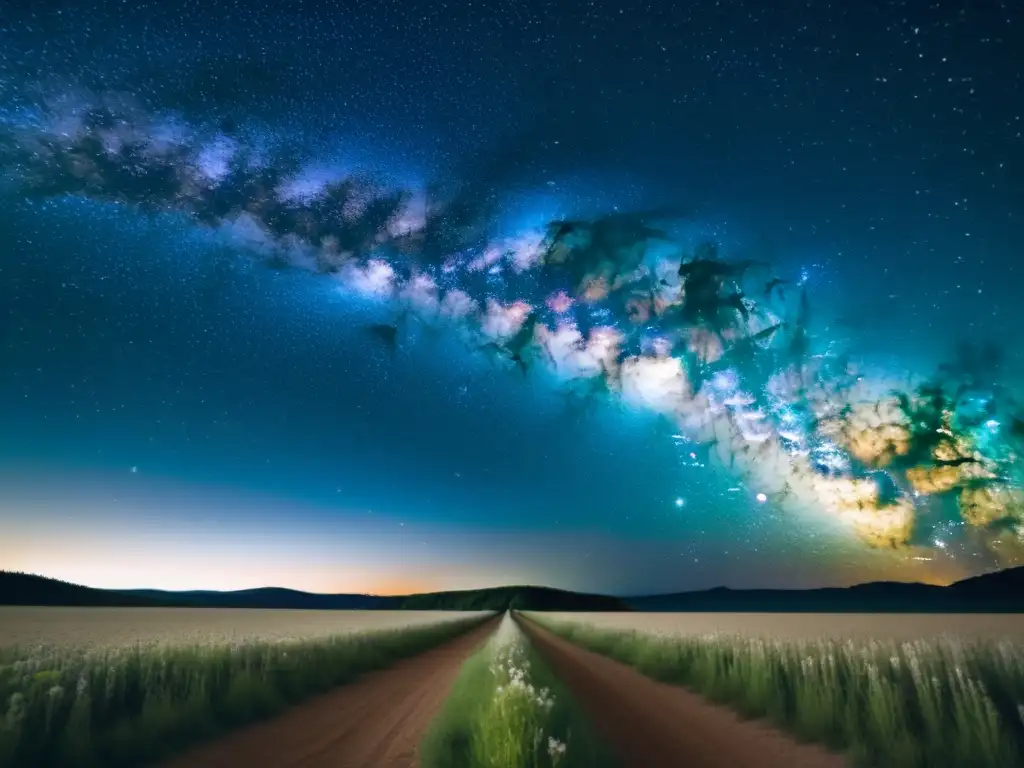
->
[0, 0, 1022, 595]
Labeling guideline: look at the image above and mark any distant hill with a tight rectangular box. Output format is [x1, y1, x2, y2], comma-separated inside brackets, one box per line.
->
[5, 568, 1023, 613]
[0, 572, 630, 611]
[395, 585, 630, 612]
[627, 566, 1024, 613]
[123, 587, 391, 610]
[124, 585, 629, 612]
[0, 572, 172, 607]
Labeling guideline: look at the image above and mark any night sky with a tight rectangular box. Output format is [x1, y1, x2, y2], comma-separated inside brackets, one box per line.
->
[1, 0, 1022, 596]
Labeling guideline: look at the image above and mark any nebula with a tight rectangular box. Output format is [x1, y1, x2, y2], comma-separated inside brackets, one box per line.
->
[3, 87, 1022, 565]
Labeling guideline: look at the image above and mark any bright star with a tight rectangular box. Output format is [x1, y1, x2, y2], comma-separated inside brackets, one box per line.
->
[756, 492, 767, 503]
[674, 497, 685, 508]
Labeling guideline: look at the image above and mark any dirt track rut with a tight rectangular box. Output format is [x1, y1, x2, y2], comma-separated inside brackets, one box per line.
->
[160, 617, 498, 768]
[519, 615, 849, 768]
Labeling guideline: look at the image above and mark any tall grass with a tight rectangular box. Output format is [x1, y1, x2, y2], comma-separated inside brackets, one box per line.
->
[420, 612, 616, 768]
[524, 612, 1024, 768]
[0, 613, 492, 768]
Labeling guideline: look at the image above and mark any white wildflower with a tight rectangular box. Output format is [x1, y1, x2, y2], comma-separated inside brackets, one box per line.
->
[548, 736, 568, 761]
[5, 692, 25, 728]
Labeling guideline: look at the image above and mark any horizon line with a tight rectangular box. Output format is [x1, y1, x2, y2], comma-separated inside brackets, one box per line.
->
[2, 568, 986, 598]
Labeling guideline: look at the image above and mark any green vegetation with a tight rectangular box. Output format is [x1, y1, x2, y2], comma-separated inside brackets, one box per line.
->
[524, 613, 1024, 767]
[0, 614, 491, 768]
[420, 613, 617, 768]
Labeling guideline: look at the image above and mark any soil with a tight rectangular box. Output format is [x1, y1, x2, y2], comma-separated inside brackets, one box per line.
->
[159, 617, 498, 768]
[519, 615, 850, 768]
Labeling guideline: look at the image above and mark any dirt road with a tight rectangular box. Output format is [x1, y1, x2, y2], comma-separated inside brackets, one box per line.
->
[161, 617, 498, 768]
[519, 616, 849, 768]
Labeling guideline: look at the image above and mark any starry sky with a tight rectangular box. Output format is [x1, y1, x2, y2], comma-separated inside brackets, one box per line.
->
[1, 0, 1022, 596]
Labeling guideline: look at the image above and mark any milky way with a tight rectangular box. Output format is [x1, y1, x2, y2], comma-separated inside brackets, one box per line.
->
[3, 87, 1021, 571]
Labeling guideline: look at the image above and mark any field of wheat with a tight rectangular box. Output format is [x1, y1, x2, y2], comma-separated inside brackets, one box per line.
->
[0, 607, 487, 649]
[536, 612, 1024, 641]
[526, 612, 1024, 767]
[0, 609, 492, 767]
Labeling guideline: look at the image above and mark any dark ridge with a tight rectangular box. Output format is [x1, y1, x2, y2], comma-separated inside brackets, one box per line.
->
[394, 585, 631, 612]
[0, 572, 630, 611]
[122, 587, 391, 610]
[5, 567, 1023, 613]
[0, 571, 173, 607]
[626, 566, 1024, 613]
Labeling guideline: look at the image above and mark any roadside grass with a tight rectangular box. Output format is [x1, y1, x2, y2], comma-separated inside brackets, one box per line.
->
[523, 612, 1024, 768]
[420, 612, 617, 768]
[0, 612, 492, 768]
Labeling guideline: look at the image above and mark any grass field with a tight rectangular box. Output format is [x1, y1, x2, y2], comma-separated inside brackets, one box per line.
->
[525, 612, 1024, 767]
[0, 607, 486, 649]
[535, 612, 1024, 641]
[420, 612, 615, 768]
[0, 609, 492, 767]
